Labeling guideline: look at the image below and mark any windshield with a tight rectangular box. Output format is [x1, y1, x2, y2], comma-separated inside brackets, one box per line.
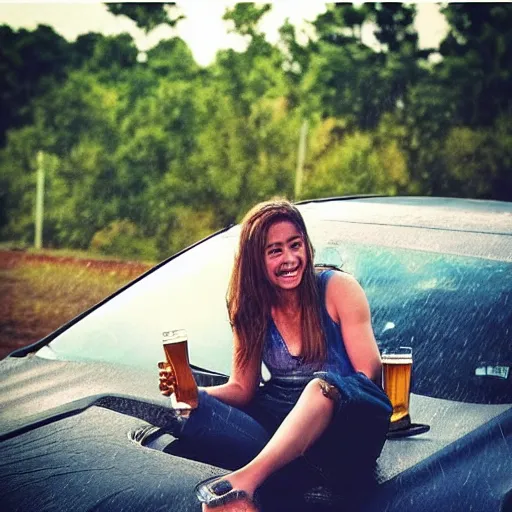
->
[39, 227, 240, 375]
[38, 217, 512, 404]
[330, 244, 511, 404]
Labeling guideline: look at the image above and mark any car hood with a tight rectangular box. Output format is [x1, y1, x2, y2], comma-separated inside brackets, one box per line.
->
[1, 355, 511, 511]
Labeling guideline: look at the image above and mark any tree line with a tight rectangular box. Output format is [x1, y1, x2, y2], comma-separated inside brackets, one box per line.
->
[1, 3, 511, 260]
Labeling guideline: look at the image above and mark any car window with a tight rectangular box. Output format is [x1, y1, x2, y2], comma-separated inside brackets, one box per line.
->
[38, 218, 512, 404]
[39, 227, 241, 376]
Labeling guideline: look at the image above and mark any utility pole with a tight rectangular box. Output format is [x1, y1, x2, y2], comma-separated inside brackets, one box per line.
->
[35, 150, 45, 250]
[294, 120, 308, 200]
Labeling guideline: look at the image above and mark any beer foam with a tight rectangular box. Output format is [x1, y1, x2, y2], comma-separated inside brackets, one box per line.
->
[382, 357, 412, 365]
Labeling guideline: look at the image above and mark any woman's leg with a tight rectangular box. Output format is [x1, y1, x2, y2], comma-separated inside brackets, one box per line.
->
[178, 390, 272, 469]
[205, 377, 335, 504]
[200, 373, 392, 511]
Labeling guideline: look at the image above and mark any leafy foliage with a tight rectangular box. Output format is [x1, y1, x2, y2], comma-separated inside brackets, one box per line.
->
[106, 3, 184, 32]
[0, 24, 72, 145]
[0, 3, 510, 260]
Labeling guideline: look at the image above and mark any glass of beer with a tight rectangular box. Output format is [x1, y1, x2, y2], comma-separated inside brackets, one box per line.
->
[162, 329, 198, 414]
[382, 346, 413, 429]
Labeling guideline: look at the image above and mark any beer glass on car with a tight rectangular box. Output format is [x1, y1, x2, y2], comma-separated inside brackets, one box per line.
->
[162, 329, 198, 416]
[382, 346, 413, 430]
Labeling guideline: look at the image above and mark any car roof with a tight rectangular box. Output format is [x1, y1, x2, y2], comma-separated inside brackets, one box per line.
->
[292, 196, 512, 263]
[297, 196, 512, 235]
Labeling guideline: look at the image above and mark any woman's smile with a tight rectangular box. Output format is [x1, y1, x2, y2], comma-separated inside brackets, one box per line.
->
[277, 266, 300, 278]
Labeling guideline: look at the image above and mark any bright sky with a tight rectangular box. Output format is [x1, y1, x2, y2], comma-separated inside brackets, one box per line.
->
[0, 2, 449, 66]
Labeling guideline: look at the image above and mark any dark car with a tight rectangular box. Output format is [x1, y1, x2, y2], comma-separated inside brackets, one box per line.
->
[1, 196, 511, 511]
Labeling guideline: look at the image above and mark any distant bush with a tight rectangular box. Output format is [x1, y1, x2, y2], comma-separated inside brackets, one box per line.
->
[90, 220, 158, 261]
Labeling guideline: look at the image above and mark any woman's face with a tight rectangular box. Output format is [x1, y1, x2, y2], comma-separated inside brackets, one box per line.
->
[264, 220, 307, 291]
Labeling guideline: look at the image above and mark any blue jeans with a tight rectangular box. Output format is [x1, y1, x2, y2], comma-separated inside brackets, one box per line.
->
[177, 371, 392, 489]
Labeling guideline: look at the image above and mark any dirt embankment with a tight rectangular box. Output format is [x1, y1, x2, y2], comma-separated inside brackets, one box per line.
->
[0, 250, 151, 274]
[0, 250, 152, 359]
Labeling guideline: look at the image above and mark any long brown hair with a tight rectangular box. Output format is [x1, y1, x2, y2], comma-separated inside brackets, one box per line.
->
[227, 199, 326, 369]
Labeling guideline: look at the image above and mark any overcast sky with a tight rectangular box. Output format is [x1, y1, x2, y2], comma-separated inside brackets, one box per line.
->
[0, 2, 449, 66]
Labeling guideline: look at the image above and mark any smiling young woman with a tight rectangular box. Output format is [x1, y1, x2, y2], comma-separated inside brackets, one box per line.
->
[154, 198, 392, 511]
[227, 201, 326, 371]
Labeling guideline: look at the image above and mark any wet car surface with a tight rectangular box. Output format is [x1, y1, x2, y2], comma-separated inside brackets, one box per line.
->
[1, 196, 511, 511]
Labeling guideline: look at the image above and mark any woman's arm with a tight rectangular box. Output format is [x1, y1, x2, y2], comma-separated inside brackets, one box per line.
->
[202, 332, 262, 408]
[325, 271, 382, 384]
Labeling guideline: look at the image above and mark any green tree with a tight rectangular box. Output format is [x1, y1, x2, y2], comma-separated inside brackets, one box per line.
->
[439, 3, 512, 128]
[0, 69, 120, 247]
[440, 117, 512, 199]
[411, 3, 512, 199]
[106, 2, 184, 32]
[0, 126, 49, 242]
[304, 3, 429, 130]
[302, 115, 408, 198]
[223, 3, 272, 37]
[302, 4, 382, 129]
[0, 24, 72, 146]
[145, 37, 199, 79]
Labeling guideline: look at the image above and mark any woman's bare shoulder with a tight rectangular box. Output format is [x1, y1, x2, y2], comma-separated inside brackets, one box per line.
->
[322, 270, 364, 322]
[325, 269, 361, 291]
[325, 270, 369, 316]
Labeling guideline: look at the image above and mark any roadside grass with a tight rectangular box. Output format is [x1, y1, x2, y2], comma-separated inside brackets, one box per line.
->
[0, 252, 152, 359]
[13, 263, 134, 324]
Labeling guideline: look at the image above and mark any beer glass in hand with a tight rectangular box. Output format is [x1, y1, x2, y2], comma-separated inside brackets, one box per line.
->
[159, 329, 198, 416]
[382, 346, 413, 430]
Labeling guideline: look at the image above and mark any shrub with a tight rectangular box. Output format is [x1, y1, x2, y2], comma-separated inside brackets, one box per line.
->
[90, 220, 157, 261]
